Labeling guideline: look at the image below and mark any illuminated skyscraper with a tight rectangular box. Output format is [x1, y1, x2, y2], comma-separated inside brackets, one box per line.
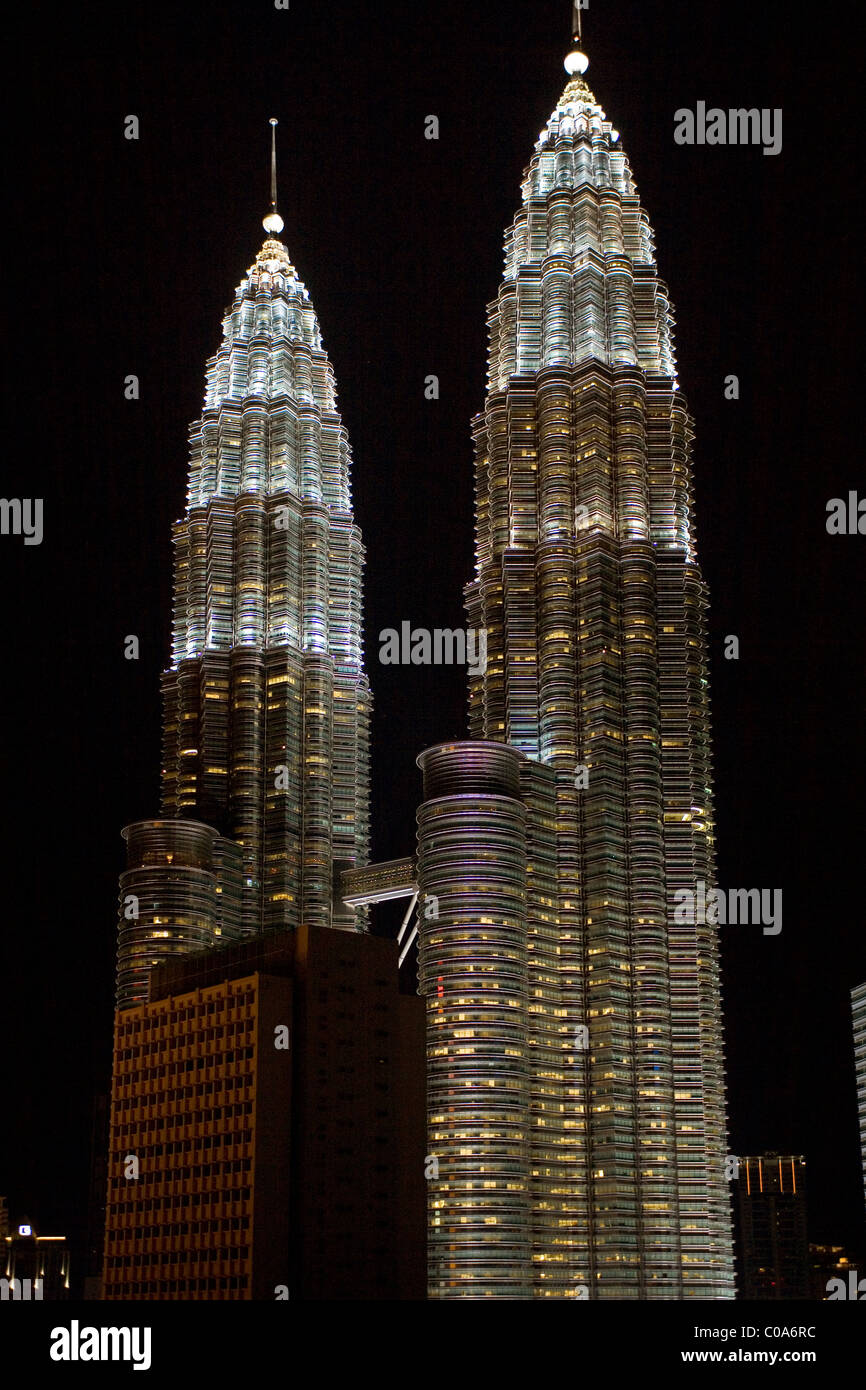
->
[419, 14, 735, 1298]
[115, 123, 372, 1006]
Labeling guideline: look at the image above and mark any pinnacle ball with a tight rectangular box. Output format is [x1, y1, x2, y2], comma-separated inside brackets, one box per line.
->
[564, 50, 589, 76]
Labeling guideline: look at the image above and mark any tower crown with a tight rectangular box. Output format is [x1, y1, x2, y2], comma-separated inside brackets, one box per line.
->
[488, 41, 676, 392]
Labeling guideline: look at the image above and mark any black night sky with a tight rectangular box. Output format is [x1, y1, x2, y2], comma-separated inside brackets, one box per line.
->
[4, 0, 864, 1285]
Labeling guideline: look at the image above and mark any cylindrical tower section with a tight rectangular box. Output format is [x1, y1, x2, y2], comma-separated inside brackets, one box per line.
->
[116, 819, 221, 1010]
[416, 742, 531, 1299]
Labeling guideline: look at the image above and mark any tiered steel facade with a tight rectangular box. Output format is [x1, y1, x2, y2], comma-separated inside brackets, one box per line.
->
[161, 229, 372, 933]
[115, 192, 372, 1004]
[420, 31, 735, 1298]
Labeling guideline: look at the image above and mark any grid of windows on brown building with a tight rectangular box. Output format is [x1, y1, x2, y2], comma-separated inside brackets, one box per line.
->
[103, 925, 424, 1300]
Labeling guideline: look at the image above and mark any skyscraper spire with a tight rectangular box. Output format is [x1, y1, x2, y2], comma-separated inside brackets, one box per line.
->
[572, 0, 583, 47]
[564, 4, 592, 102]
[263, 117, 284, 235]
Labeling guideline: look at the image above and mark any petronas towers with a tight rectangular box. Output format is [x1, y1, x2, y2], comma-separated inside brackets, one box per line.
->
[115, 164, 371, 1007]
[113, 19, 735, 1297]
[161, 226, 372, 934]
[426, 34, 734, 1299]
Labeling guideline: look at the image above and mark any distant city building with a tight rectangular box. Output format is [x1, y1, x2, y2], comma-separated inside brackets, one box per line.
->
[103, 925, 424, 1300]
[853, 983, 866, 1207]
[736, 1155, 809, 1299]
[2, 1225, 70, 1300]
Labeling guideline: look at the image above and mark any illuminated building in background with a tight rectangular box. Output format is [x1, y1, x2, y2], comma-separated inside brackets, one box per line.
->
[114, 122, 372, 1006]
[2, 1224, 71, 1300]
[103, 925, 425, 1300]
[853, 983, 866, 1207]
[418, 12, 734, 1298]
[735, 1155, 809, 1299]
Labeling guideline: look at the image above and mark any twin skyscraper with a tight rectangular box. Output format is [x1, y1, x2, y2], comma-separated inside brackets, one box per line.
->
[110, 18, 736, 1299]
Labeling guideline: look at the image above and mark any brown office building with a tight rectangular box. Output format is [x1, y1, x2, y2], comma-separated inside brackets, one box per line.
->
[103, 924, 425, 1300]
